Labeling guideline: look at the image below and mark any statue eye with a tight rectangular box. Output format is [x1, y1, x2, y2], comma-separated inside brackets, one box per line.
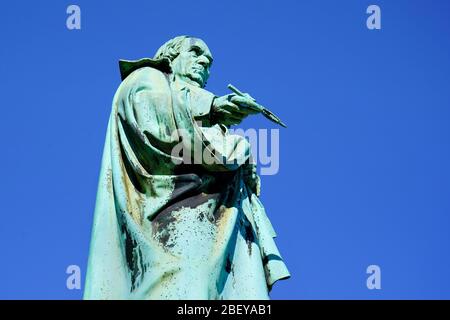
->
[190, 47, 201, 55]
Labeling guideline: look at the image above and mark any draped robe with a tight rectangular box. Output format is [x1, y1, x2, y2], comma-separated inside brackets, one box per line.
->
[84, 59, 290, 299]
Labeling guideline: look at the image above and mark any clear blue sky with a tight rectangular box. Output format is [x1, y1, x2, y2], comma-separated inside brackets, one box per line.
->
[1, 0, 450, 299]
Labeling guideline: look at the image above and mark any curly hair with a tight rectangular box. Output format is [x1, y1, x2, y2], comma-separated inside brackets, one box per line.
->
[154, 35, 191, 61]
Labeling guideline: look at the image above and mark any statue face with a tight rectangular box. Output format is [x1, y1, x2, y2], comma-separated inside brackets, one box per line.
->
[171, 38, 213, 88]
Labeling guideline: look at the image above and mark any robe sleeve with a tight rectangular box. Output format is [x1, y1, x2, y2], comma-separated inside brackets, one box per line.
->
[116, 66, 252, 175]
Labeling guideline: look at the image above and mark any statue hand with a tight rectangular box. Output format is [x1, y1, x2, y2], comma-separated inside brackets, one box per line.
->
[211, 94, 259, 126]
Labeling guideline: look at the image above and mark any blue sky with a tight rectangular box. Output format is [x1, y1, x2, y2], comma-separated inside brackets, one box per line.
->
[1, 0, 450, 299]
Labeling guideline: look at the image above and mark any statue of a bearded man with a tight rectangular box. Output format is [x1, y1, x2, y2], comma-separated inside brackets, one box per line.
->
[84, 36, 290, 299]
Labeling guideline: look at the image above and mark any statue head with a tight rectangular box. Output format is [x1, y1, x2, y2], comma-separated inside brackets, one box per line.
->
[154, 36, 213, 88]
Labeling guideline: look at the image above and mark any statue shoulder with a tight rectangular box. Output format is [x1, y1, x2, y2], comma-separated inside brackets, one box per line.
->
[131, 66, 168, 83]
[120, 66, 171, 94]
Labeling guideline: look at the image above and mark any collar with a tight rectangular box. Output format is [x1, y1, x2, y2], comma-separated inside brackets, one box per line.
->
[118, 57, 172, 81]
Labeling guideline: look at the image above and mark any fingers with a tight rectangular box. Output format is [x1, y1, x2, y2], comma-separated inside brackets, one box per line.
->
[226, 93, 237, 101]
[229, 96, 261, 114]
[223, 101, 249, 116]
[228, 92, 255, 102]
[212, 94, 260, 126]
[225, 100, 259, 117]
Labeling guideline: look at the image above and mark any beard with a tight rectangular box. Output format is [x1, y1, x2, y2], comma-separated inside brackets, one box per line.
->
[186, 68, 207, 87]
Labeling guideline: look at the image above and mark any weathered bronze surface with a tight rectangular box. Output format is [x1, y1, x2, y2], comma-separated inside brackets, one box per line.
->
[84, 36, 290, 299]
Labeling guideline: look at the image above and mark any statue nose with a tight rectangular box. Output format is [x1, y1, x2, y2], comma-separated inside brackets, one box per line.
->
[197, 55, 209, 67]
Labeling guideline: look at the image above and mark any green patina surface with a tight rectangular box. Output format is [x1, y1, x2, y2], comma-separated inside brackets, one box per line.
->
[84, 36, 290, 299]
